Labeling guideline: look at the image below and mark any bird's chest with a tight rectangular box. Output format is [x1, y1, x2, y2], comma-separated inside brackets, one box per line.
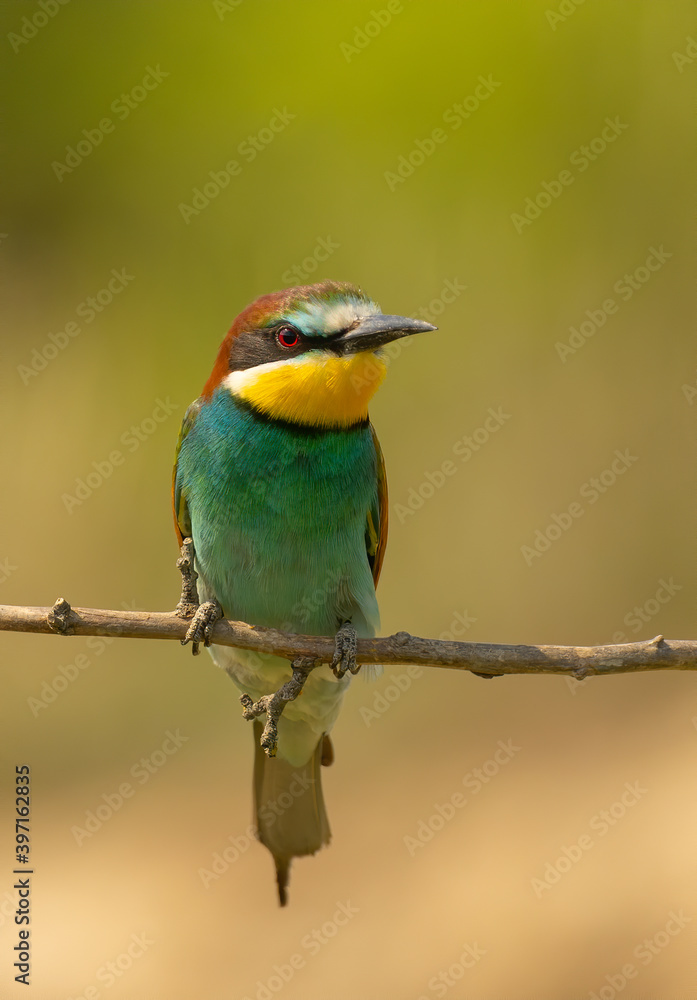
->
[194, 408, 375, 535]
[182, 398, 378, 628]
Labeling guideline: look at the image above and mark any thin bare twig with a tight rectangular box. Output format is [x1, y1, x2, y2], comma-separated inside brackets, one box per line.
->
[0, 599, 694, 678]
[3, 599, 695, 755]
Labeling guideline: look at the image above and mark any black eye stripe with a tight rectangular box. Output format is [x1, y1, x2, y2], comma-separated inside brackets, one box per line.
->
[228, 319, 366, 372]
[229, 325, 307, 372]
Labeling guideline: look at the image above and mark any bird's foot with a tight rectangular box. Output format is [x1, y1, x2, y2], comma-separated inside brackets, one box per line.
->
[331, 621, 359, 678]
[181, 600, 223, 656]
[174, 537, 200, 619]
[241, 657, 317, 757]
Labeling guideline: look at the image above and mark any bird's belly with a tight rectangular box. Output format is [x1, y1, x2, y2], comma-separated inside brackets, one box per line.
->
[197, 522, 378, 637]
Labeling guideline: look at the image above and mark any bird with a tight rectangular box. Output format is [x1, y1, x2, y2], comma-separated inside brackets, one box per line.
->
[172, 280, 435, 905]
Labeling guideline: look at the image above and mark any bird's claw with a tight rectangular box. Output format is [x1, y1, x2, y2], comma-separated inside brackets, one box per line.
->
[240, 658, 317, 758]
[181, 600, 223, 655]
[240, 693, 278, 755]
[331, 622, 359, 678]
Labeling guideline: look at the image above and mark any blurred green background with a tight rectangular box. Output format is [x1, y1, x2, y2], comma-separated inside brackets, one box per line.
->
[2, 0, 696, 997]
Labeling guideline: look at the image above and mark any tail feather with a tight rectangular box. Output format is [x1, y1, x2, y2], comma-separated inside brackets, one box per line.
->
[252, 721, 331, 906]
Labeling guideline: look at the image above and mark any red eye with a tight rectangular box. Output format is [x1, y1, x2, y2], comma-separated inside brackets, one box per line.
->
[277, 327, 299, 348]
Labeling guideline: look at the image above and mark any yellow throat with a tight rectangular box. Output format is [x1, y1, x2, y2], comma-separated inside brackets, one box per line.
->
[226, 351, 387, 428]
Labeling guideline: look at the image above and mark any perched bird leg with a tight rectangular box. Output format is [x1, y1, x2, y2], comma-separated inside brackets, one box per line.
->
[331, 621, 359, 678]
[174, 537, 200, 618]
[240, 657, 317, 758]
[175, 536, 224, 655]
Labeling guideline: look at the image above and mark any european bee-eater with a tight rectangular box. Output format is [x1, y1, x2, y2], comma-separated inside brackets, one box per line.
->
[172, 281, 435, 904]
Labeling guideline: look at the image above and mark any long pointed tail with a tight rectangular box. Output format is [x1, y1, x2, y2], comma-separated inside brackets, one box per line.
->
[252, 721, 331, 905]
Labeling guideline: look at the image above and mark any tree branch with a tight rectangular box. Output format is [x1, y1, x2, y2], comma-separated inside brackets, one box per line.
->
[1, 598, 695, 679]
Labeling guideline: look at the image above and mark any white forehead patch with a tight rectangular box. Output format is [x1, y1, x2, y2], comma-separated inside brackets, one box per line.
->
[290, 295, 381, 337]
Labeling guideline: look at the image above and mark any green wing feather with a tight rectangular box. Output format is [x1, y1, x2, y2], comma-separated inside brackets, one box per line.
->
[172, 398, 202, 544]
[366, 424, 388, 587]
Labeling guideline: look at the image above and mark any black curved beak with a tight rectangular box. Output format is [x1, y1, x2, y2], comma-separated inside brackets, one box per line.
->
[333, 314, 437, 354]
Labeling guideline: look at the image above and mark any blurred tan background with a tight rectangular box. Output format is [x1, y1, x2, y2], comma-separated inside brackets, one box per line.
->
[2, 0, 696, 997]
